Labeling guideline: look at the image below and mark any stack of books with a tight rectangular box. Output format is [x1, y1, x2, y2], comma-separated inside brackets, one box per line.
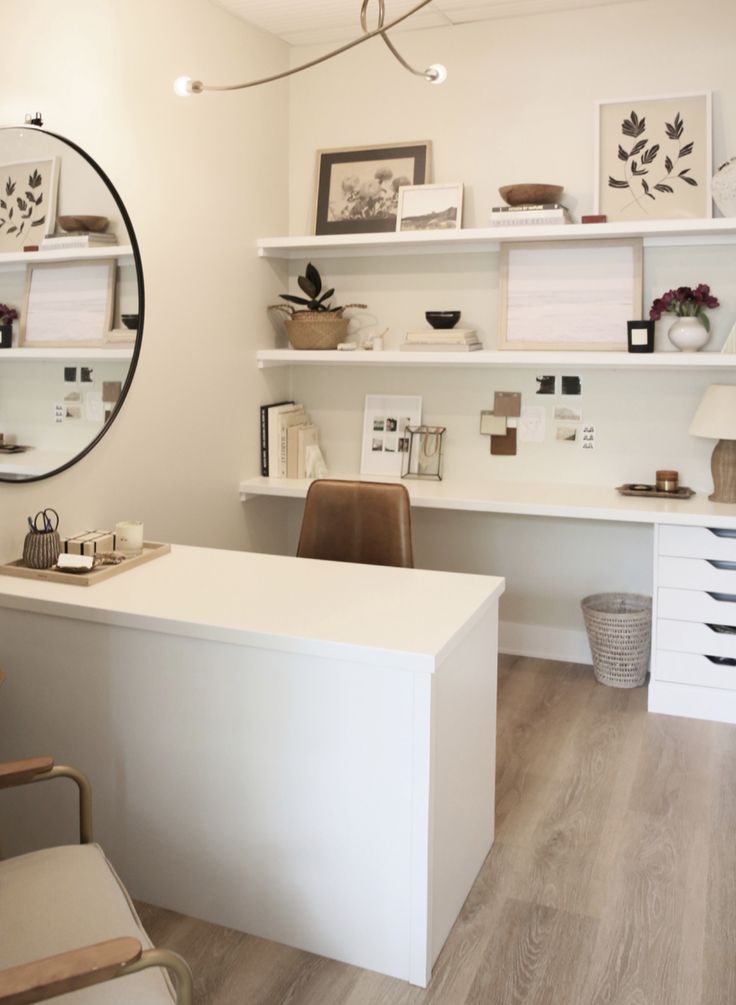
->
[260, 400, 320, 478]
[401, 329, 482, 352]
[42, 231, 119, 250]
[489, 203, 570, 226]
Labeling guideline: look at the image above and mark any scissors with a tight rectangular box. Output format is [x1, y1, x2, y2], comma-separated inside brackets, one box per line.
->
[27, 508, 59, 534]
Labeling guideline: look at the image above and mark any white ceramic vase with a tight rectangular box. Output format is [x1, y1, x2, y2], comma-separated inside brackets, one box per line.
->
[668, 316, 710, 352]
[712, 158, 736, 217]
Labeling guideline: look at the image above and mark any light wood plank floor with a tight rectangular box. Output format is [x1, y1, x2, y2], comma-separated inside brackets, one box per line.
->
[137, 655, 736, 1004]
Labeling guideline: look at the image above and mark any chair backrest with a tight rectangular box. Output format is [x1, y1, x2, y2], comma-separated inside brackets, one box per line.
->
[297, 479, 414, 568]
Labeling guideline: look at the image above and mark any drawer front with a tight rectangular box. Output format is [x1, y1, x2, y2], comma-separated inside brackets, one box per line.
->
[657, 619, 736, 659]
[658, 524, 736, 561]
[658, 588, 736, 628]
[655, 650, 736, 690]
[657, 556, 736, 593]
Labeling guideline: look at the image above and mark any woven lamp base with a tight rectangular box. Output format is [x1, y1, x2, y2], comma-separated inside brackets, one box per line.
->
[709, 439, 736, 503]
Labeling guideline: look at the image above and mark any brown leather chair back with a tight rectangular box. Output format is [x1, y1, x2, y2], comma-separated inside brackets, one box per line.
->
[297, 479, 414, 568]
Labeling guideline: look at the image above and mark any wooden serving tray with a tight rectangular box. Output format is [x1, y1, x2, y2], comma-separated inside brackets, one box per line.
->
[0, 542, 171, 587]
[617, 484, 695, 500]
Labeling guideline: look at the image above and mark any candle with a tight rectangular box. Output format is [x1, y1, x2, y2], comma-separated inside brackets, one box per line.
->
[115, 520, 144, 556]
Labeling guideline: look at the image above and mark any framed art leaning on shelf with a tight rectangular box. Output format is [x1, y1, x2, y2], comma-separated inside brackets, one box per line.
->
[361, 394, 422, 477]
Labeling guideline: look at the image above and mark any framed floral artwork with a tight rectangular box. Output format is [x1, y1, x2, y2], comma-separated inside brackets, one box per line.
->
[595, 92, 711, 222]
[0, 156, 59, 251]
[314, 141, 431, 235]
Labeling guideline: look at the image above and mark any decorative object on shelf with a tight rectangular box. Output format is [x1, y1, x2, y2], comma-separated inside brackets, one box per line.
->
[490, 203, 570, 227]
[581, 214, 607, 224]
[57, 215, 109, 233]
[20, 260, 116, 348]
[0, 302, 18, 349]
[0, 155, 59, 252]
[396, 183, 462, 232]
[655, 469, 679, 493]
[499, 239, 642, 351]
[43, 230, 118, 249]
[402, 425, 445, 480]
[616, 483, 695, 499]
[173, 0, 447, 97]
[402, 328, 480, 351]
[649, 283, 719, 352]
[689, 384, 736, 503]
[711, 158, 736, 217]
[22, 508, 61, 570]
[581, 592, 652, 688]
[115, 520, 144, 557]
[499, 183, 563, 207]
[314, 141, 431, 236]
[596, 92, 712, 222]
[121, 313, 139, 330]
[270, 262, 366, 350]
[425, 310, 460, 329]
[627, 319, 654, 353]
[361, 394, 422, 476]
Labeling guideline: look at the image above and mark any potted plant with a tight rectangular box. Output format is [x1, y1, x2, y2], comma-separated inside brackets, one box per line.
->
[270, 263, 366, 350]
[649, 284, 720, 352]
[0, 303, 18, 349]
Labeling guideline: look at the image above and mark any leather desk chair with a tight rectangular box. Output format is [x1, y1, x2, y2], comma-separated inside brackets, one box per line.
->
[297, 479, 414, 568]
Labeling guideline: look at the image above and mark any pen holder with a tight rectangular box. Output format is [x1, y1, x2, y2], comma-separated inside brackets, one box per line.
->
[23, 529, 61, 569]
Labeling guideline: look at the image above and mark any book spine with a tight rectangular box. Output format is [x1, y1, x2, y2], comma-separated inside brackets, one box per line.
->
[260, 406, 268, 476]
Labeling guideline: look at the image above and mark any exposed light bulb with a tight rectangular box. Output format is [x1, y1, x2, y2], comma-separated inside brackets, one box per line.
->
[173, 76, 203, 97]
[425, 63, 448, 85]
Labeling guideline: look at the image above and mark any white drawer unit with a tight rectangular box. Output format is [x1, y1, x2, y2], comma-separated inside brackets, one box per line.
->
[650, 523, 736, 725]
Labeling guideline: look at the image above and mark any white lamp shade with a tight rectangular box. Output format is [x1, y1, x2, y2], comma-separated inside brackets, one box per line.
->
[689, 384, 736, 440]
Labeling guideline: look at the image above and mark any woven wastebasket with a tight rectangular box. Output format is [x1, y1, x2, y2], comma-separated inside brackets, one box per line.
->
[581, 593, 652, 688]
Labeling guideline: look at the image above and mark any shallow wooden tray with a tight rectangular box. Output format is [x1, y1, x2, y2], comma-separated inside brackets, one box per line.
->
[617, 484, 695, 500]
[0, 542, 170, 586]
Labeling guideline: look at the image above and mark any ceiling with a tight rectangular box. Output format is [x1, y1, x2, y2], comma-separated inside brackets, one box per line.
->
[210, 0, 643, 46]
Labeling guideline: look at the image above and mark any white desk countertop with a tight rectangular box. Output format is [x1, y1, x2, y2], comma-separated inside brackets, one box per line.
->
[0, 545, 504, 672]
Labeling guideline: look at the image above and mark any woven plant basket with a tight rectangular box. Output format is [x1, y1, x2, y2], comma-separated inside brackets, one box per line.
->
[581, 592, 652, 688]
[269, 304, 366, 350]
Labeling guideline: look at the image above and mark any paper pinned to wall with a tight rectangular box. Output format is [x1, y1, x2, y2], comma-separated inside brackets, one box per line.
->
[519, 406, 546, 443]
[84, 391, 104, 422]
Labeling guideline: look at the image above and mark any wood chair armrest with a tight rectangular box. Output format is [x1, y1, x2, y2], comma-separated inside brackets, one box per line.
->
[0, 937, 142, 1005]
[0, 758, 54, 790]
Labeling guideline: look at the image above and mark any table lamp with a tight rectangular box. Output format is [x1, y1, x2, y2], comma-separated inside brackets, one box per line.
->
[689, 384, 736, 502]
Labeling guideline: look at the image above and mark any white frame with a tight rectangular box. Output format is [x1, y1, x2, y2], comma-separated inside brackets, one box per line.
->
[20, 259, 116, 348]
[361, 394, 422, 477]
[0, 155, 59, 251]
[396, 183, 463, 233]
[594, 91, 712, 221]
[498, 239, 642, 351]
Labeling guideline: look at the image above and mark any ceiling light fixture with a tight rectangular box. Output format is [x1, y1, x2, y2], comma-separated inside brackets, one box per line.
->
[174, 0, 447, 97]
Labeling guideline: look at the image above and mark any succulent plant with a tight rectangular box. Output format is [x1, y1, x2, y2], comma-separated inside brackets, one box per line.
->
[279, 263, 340, 313]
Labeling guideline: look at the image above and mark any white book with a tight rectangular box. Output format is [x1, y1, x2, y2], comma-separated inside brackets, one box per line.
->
[278, 407, 308, 478]
[489, 210, 570, 226]
[400, 342, 482, 352]
[268, 403, 302, 477]
[42, 233, 118, 248]
[406, 329, 477, 343]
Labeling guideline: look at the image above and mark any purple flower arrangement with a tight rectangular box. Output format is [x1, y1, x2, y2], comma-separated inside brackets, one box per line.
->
[0, 303, 18, 326]
[649, 284, 720, 331]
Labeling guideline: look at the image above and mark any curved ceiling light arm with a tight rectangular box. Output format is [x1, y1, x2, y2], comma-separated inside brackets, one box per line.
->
[177, 0, 444, 94]
[360, 0, 426, 78]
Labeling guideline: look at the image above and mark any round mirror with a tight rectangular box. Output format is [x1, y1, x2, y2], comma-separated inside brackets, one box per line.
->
[0, 125, 143, 482]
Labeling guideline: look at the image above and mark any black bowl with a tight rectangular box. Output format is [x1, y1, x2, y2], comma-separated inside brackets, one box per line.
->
[426, 310, 460, 330]
[121, 314, 139, 330]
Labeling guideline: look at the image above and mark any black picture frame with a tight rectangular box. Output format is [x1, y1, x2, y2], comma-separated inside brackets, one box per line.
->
[627, 319, 655, 353]
[314, 142, 431, 236]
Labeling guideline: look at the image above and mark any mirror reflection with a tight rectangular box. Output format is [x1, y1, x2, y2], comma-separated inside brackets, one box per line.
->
[0, 126, 142, 481]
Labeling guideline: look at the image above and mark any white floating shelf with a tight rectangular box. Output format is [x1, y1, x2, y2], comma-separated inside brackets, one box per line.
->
[0, 347, 134, 362]
[0, 245, 134, 266]
[239, 475, 736, 529]
[256, 349, 736, 370]
[257, 219, 736, 259]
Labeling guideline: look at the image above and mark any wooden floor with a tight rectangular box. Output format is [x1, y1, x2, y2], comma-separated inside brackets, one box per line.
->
[138, 655, 736, 1004]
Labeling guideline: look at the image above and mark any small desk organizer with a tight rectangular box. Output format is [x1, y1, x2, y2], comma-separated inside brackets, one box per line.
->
[402, 425, 446, 481]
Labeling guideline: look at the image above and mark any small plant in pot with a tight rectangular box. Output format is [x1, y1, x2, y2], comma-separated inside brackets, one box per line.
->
[0, 303, 18, 349]
[269, 263, 366, 350]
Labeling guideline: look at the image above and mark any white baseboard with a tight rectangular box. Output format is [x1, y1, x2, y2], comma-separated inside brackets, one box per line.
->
[499, 620, 591, 665]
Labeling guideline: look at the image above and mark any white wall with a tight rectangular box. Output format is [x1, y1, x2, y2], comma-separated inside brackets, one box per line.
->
[281, 0, 736, 643]
[0, 0, 292, 558]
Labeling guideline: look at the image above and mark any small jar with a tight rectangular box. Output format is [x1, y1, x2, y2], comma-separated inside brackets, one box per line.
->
[656, 470, 679, 493]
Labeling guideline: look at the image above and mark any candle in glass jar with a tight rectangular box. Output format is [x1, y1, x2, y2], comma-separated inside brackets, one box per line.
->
[115, 520, 144, 556]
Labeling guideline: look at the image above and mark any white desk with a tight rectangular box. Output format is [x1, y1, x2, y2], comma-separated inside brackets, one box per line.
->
[0, 545, 504, 987]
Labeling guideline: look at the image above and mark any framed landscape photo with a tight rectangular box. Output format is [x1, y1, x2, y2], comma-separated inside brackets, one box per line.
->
[498, 239, 642, 351]
[21, 259, 115, 347]
[396, 183, 463, 232]
[0, 156, 59, 252]
[595, 92, 711, 221]
[361, 394, 422, 477]
[314, 141, 431, 236]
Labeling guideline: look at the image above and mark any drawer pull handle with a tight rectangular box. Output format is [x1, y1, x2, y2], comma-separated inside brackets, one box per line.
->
[707, 560, 736, 571]
[707, 592, 736, 603]
[706, 655, 736, 667]
[706, 623, 736, 635]
[707, 528, 736, 539]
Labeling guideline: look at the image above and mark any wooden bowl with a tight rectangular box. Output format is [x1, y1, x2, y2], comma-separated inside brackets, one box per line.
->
[498, 184, 563, 207]
[57, 215, 110, 233]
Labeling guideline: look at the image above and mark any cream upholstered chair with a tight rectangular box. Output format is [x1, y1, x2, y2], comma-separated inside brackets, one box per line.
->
[0, 742, 192, 1004]
[297, 479, 414, 568]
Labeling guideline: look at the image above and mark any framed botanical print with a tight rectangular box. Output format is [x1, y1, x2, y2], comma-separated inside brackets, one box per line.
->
[314, 141, 431, 236]
[595, 92, 711, 221]
[0, 156, 59, 251]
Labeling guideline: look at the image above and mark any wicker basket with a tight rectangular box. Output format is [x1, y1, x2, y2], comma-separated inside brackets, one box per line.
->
[269, 304, 366, 350]
[581, 592, 652, 688]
